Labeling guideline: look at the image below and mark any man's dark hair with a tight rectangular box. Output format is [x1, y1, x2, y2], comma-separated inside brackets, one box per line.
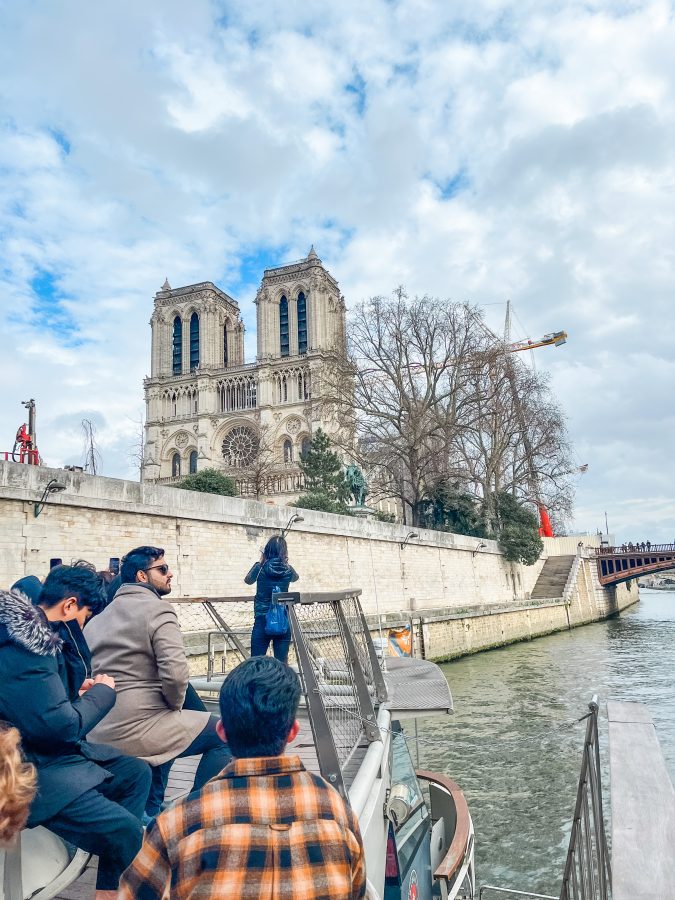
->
[39, 564, 107, 615]
[120, 546, 165, 584]
[219, 656, 301, 758]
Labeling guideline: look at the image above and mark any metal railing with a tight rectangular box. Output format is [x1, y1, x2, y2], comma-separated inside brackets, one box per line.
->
[173, 589, 387, 801]
[282, 590, 387, 799]
[594, 543, 675, 555]
[559, 697, 611, 900]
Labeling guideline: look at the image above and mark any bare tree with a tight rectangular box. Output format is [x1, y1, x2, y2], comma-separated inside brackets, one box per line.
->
[456, 349, 575, 531]
[239, 425, 282, 501]
[81, 418, 102, 475]
[322, 288, 576, 530]
[322, 289, 495, 525]
[126, 414, 145, 475]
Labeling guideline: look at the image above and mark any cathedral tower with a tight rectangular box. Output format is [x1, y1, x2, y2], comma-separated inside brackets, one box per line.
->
[142, 249, 347, 503]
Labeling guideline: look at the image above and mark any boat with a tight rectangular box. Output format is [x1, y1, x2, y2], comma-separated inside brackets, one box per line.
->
[0, 588, 475, 899]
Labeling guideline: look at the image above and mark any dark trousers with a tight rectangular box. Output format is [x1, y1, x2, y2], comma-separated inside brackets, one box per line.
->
[251, 615, 292, 663]
[145, 715, 232, 816]
[44, 754, 151, 891]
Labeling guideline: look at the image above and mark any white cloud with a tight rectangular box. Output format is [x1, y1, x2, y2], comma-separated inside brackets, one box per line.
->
[0, 0, 673, 540]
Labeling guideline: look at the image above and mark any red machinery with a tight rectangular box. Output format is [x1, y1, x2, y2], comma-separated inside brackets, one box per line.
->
[3, 400, 40, 465]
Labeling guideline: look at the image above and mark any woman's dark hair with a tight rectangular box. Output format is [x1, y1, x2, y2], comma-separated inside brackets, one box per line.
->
[120, 546, 165, 584]
[263, 536, 288, 564]
[219, 656, 300, 758]
[40, 565, 107, 616]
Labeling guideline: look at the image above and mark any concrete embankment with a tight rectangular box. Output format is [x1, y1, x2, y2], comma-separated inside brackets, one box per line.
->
[0, 462, 636, 661]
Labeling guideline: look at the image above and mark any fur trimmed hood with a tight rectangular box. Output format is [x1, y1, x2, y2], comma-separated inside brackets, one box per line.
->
[0, 589, 62, 657]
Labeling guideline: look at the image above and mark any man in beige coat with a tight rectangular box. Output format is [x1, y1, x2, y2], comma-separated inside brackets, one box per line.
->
[85, 546, 231, 818]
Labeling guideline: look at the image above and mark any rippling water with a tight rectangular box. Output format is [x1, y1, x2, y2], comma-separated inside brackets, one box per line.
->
[416, 589, 675, 895]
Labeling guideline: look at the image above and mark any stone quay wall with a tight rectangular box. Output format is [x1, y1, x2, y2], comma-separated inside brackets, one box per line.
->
[0, 462, 636, 661]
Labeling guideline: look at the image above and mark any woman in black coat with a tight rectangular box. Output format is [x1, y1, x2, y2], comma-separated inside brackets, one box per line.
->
[244, 535, 299, 663]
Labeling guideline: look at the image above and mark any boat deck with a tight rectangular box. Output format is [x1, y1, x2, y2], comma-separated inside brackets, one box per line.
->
[54, 713, 366, 899]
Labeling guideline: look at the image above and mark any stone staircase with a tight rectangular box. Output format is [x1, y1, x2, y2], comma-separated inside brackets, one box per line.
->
[531, 555, 576, 600]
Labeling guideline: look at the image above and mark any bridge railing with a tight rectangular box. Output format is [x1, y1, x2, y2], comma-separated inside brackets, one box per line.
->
[594, 543, 675, 555]
[559, 697, 611, 900]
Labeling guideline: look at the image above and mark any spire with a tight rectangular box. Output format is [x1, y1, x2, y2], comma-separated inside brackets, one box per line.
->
[307, 245, 319, 261]
[161, 277, 171, 291]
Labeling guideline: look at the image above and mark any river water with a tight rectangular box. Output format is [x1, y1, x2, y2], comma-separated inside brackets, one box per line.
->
[416, 589, 675, 896]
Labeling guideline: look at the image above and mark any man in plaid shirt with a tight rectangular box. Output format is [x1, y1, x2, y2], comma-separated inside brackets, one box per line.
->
[119, 655, 366, 899]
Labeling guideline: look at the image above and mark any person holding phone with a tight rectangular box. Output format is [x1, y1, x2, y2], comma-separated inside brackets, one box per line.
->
[244, 536, 299, 663]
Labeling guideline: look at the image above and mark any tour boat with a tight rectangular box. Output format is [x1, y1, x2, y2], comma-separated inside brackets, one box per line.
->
[0, 589, 475, 900]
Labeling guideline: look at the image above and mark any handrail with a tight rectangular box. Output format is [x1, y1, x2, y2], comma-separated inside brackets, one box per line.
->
[561, 554, 583, 607]
[416, 769, 472, 883]
[594, 542, 675, 554]
[559, 697, 611, 900]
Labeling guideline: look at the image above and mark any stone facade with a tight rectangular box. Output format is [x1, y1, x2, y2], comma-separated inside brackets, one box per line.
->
[142, 248, 347, 502]
[0, 463, 638, 665]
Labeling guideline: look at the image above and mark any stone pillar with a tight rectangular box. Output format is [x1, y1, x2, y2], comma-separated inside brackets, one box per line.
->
[150, 315, 159, 377]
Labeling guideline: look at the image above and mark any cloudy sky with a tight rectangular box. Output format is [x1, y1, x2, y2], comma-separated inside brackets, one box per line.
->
[1, 0, 673, 541]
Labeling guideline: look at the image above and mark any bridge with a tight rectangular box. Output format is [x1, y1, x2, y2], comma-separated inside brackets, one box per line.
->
[594, 542, 675, 586]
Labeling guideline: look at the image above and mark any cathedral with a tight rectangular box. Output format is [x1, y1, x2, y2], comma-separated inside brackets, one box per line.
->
[141, 248, 347, 503]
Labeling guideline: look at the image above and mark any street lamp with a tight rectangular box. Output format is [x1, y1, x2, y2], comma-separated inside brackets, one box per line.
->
[472, 541, 487, 558]
[282, 514, 304, 537]
[34, 479, 66, 518]
[400, 532, 418, 550]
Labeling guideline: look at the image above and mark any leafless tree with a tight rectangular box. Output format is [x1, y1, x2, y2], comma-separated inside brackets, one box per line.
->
[126, 414, 145, 475]
[456, 349, 575, 531]
[322, 289, 497, 525]
[322, 288, 576, 529]
[240, 425, 282, 501]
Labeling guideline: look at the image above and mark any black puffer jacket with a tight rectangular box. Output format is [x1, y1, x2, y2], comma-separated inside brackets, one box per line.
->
[0, 589, 122, 824]
[244, 559, 299, 617]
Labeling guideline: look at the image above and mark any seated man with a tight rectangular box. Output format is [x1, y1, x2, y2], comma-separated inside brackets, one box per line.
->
[85, 546, 231, 818]
[0, 567, 151, 900]
[120, 656, 366, 900]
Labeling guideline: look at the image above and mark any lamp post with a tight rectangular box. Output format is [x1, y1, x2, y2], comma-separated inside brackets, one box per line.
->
[34, 480, 66, 518]
[282, 514, 304, 538]
[472, 541, 487, 558]
[400, 531, 418, 550]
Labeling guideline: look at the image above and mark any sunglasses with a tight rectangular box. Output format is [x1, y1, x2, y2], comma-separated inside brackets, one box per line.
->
[145, 564, 170, 575]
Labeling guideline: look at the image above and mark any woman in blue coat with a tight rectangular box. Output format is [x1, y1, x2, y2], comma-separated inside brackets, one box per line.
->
[244, 535, 299, 663]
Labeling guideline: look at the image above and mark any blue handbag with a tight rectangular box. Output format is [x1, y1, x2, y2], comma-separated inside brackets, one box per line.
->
[265, 587, 289, 637]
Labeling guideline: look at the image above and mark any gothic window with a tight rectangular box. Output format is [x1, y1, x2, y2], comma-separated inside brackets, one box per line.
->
[189, 450, 198, 474]
[171, 393, 177, 417]
[171, 453, 181, 478]
[283, 439, 293, 464]
[189, 312, 200, 370]
[172, 316, 182, 375]
[279, 296, 289, 357]
[223, 324, 228, 367]
[221, 425, 259, 468]
[297, 291, 307, 354]
[301, 437, 311, 458]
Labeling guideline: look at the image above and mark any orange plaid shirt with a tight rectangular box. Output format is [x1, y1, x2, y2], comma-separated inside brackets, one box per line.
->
[118, 755, 366, 900]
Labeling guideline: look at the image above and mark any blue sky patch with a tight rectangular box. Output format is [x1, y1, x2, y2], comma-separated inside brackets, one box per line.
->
[345, 72, 366, 117]
[48, 128, 71, 155]
[435, 169, 470, 199]
[29, 269, 83, 344]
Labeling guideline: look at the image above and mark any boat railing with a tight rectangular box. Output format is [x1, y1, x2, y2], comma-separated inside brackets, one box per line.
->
[173, 589, 388, 801]
[281, 589, 388, 799]
[559, 696, 611, 900]
[417, 769, 476, 900]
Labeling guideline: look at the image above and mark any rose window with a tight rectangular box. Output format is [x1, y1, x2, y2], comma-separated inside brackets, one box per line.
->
[221, 426, 259, 468]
